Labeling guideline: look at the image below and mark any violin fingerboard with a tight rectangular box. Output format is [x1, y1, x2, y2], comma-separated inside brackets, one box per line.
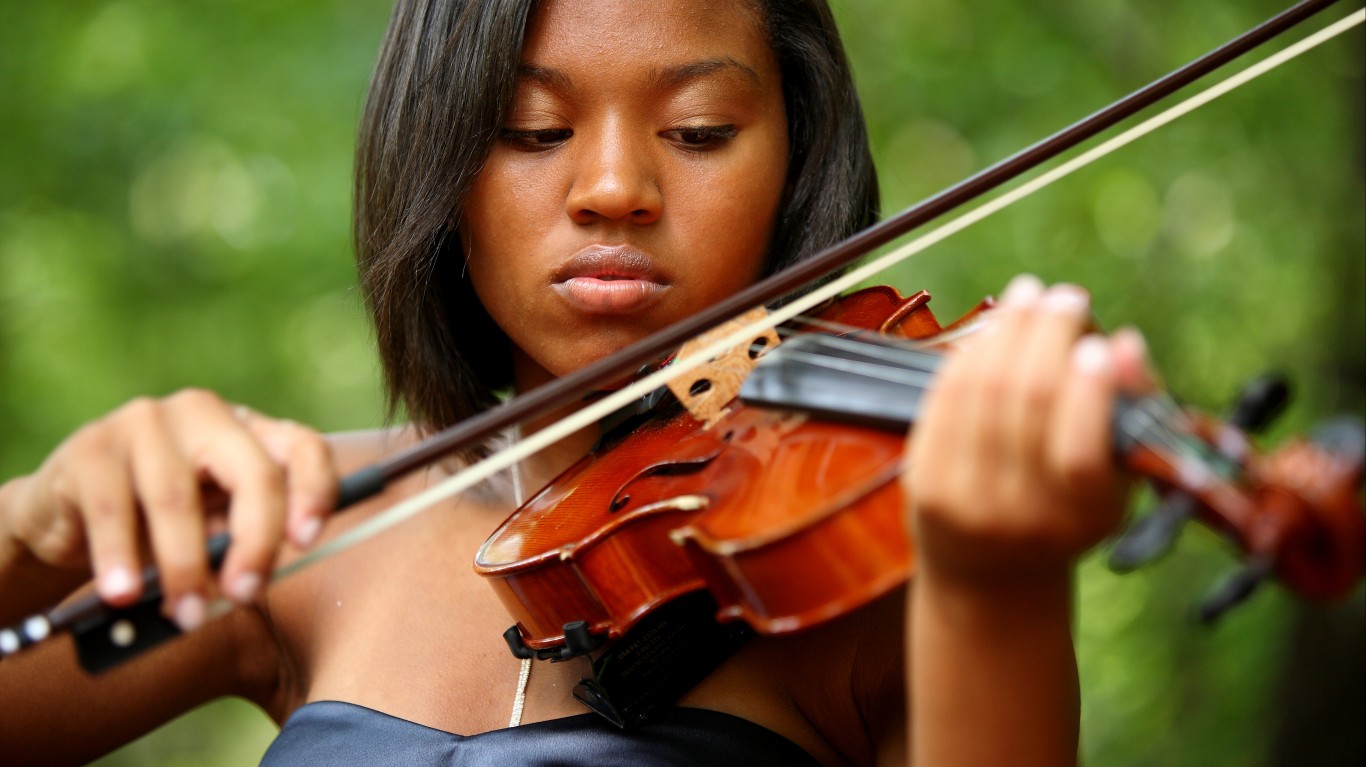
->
[739, 334, 933, 430]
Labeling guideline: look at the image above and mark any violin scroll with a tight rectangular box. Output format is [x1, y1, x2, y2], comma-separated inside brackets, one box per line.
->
[1113, 384, 1364, 620]
[1197, 416, 1364, 621]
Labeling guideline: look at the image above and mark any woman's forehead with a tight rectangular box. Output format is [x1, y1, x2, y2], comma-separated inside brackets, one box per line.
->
[520, 0, 774, 81]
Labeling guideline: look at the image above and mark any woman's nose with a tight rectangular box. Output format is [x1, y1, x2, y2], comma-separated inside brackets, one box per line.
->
[565, 123, 662, 226]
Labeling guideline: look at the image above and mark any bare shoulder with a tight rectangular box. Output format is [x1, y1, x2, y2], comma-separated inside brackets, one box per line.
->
[325, 424, 421, 472]
[257, 423, 514, 724]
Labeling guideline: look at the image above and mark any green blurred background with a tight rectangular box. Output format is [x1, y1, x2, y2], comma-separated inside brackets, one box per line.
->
[1, 0, 1361, 765]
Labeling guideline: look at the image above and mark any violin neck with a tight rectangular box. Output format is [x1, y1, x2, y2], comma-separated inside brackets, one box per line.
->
[739, 332, 939, 430]
[738, 332, 1226, 475]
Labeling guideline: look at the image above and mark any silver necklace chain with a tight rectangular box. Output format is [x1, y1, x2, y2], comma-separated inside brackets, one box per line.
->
[506, 426, 533, 728]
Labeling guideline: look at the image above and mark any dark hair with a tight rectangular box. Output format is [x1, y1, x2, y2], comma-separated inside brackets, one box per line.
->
[355, 0, 878, 433]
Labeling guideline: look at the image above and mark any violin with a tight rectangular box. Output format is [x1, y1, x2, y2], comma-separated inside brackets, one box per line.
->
[475, 286, 1364, 671]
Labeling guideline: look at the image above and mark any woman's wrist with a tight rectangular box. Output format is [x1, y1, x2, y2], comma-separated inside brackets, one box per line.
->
[914, 562, 1074, 633]
[0, 476, 27, 576]
[0, 477, 84, 624]
[910, 563, 1081, 767]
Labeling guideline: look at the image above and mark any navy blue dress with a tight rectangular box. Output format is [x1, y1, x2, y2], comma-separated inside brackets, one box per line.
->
[260, 701, 823, 766]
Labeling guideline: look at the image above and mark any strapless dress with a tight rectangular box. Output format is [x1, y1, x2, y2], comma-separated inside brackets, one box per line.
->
[259, 700, 822, 766]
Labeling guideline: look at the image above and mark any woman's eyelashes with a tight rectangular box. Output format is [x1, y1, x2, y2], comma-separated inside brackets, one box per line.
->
[498, 124, 739, 152]
[664, 124, 738, 151]
[500, 127, 573, 151]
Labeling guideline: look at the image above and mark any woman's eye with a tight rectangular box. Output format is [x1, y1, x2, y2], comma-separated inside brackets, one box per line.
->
[500, 128, 572, 151]
[666, 124, 738, 150]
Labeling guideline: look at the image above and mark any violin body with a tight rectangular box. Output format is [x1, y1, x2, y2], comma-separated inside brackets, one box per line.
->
[474, 287, 967, 650]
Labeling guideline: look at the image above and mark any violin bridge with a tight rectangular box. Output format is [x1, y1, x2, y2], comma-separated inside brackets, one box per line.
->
[667, 307, 780, 429]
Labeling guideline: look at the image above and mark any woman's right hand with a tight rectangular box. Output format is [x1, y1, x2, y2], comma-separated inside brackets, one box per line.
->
[0, 389, 338, 630]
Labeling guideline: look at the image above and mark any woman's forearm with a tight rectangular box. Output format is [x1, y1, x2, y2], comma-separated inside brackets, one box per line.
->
[909, 567, 1079, 767]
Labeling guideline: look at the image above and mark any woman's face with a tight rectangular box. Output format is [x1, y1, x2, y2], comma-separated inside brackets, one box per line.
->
[461, 0, 789, 392]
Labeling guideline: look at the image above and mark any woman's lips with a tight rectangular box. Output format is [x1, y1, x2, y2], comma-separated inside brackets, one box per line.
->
[551, 246, 670, 314]
[553, 277, 669, 314]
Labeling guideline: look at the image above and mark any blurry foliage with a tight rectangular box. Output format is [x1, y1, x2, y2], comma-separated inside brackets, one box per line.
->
[0, 0, 1360, 765]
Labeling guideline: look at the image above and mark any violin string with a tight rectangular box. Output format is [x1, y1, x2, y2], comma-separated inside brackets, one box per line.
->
[1134, 394, 1202, 461]
[798, 332, 948, 370]
[624, 330, 1234, 495]
[789, 347, 1216, 474]
[770, 311, 987, 350]
[1122, 407, 1189, 462]
[671, 330, 943, 394]
[770, 348, 940, 390]
[1117, 397, 1224, 488]
[747, 344, 1231, 490]
[787, 333, 946, 377]
[755, 326, 1237, 491]
[266, 10, 1361, 589]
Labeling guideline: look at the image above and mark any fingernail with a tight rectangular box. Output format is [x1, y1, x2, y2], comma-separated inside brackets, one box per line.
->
[100, 566, 137, 600]
[229, 572, 262, 604]
[1112, 326, 1147, 358]
[1072, 335, 1112, 374]
[295, 516, 322, 548]
[174, 594, 206, 632]
[1042, 284, 1090, 315]
[1000, 274, 1045, 306]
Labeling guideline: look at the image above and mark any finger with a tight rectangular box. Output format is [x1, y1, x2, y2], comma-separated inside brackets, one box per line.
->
[1048, 333, 1118, 501]
[126, 404, 211, 630]
[952, 273, 1043, 352]
[1110, 327, 1157, 395]
[239, 414, 335, 549]
[280, 425, 336, 549]
[162, 390, 287, 607]
[69, 442, 143, 607]
[907, 350, 973, 513]
[998, 273, 1046, 309]
[1002, 285, 1093, 471]
[910, 287, 1032, 518]
[956, 276, 1049, 482]
[185, 422, 287, 606]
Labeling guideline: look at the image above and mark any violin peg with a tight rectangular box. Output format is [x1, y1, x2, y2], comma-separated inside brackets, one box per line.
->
[1108, 495, 1195, 572]
[1196, 556, 1272, 624]
[1228, 373, 1291, 432]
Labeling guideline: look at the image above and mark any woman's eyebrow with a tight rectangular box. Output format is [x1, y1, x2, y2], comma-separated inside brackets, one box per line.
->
[515, 57, 762, 95]
[651, 57, 762, 90]
[517, 64, 573, 93]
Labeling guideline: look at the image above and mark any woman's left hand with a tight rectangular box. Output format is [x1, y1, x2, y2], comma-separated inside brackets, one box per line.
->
[903, 274, 1152, 585]
[900, 274, 1155, 767]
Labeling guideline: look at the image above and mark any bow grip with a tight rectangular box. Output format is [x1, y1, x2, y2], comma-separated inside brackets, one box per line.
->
[71, 595, 181, 674]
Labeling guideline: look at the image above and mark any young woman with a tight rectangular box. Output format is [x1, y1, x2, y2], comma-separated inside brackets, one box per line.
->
[1, 1, 1151, 765]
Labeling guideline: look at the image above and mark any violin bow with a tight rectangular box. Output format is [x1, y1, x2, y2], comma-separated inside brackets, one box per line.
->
[1, 0, 1360, 669]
